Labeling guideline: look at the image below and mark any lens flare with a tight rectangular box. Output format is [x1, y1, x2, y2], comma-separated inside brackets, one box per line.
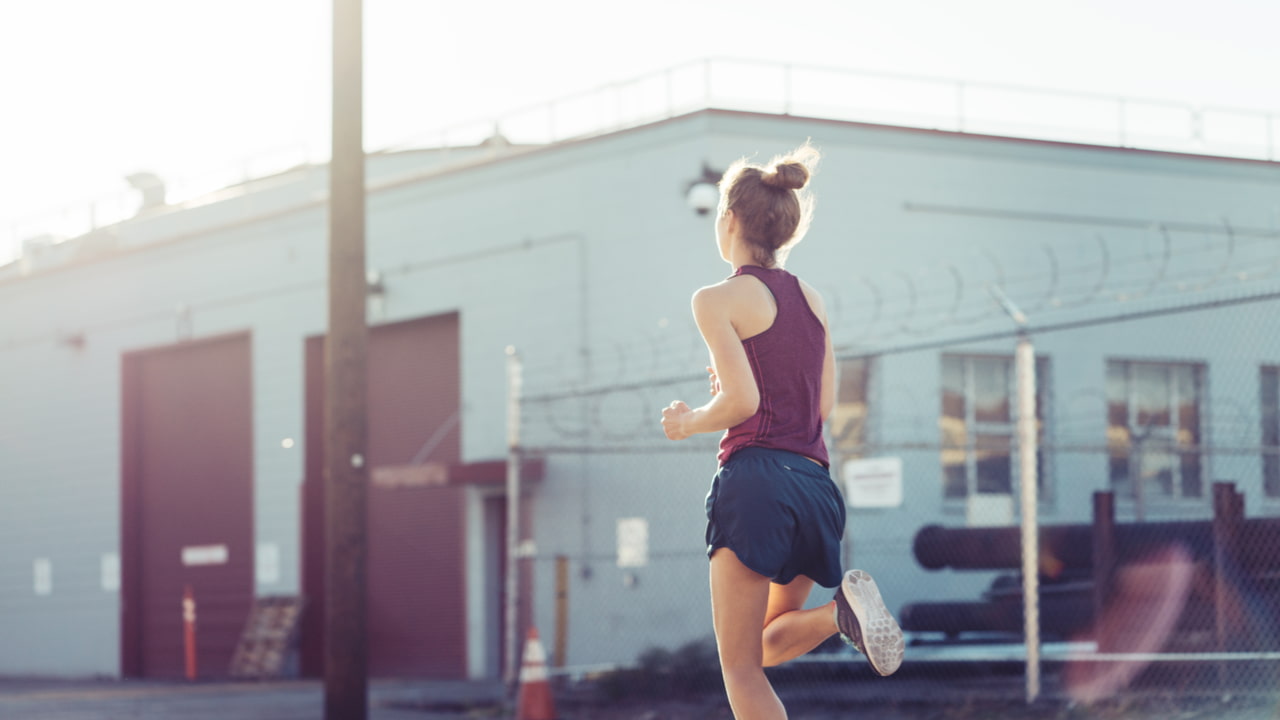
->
[1064, 543, 1194, 703]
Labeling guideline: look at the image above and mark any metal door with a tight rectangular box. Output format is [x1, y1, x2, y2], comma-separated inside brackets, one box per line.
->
[121, 333, 254, 678]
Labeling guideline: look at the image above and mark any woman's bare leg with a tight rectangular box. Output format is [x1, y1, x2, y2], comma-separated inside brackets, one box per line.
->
[709, 548, 787, 720]
[761, 576, 838, 667]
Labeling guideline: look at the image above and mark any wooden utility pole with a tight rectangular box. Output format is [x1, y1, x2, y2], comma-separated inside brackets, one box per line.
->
[325, 0, 368, 717]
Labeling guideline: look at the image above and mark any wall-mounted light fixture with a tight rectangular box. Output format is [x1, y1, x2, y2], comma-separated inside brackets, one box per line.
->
[685, 162, 723, 216]
[366, 269, 385, 297]
[367, 269, 387, 321]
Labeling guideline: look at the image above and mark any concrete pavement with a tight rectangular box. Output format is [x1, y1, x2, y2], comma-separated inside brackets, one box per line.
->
[0, 677, 508, 720]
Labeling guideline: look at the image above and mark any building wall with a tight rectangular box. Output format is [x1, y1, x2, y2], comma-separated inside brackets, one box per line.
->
[514, 112, 1280, 667]
[1, 109, 1278, 675]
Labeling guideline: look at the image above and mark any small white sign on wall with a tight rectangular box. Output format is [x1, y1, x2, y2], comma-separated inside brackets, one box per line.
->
[843, 457, 904, 508]
[101, 553, 121, 592]
[616, 517, 649, 568]
[33, 558, 52, 596]
[256, 543, 280, 585]
[182, 544, 229, 567]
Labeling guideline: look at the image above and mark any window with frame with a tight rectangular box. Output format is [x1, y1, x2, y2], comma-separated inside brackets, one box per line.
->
[1262, 366, 1280, 498]
[1106, 359, 1204, 502]
[830, 357, 871, 457]
[940, 354, 1048, 500]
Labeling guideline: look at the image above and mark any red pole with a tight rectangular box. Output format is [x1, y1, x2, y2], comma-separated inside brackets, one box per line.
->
[183, 585, 197, 681]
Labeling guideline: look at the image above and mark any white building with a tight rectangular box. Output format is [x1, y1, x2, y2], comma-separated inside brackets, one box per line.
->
[3, 62, 1280, 679]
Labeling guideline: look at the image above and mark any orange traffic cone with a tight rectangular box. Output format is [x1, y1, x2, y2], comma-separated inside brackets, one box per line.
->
[516, 627, 557, 720]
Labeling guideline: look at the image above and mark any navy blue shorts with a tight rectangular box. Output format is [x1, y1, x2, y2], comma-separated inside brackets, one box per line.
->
[704, 446, 847, 588]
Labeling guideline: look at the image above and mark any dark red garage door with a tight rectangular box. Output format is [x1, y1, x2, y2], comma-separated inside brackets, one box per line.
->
[121, 333, 255, 679]
[301, 312, 464, 678]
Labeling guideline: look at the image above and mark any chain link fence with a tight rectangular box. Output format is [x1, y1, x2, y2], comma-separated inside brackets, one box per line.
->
[510, 279, 1280, 704]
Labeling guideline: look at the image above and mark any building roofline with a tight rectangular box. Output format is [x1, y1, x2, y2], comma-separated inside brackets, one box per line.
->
[3, 107, 1277, 287]
[9, 56, 1279, 266]
[697, 107, 1280, 169]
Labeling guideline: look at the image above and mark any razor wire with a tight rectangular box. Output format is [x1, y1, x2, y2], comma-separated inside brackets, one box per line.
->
[515, 253, 1280, 704]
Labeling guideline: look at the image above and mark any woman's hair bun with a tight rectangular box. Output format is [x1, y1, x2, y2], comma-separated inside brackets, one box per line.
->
[761, 161, 809, 190]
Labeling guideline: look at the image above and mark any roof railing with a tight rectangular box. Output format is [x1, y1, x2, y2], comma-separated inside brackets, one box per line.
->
[5, 57, 1277, 264]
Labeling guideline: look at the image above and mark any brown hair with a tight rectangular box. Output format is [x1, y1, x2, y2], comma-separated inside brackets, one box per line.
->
[718, 142, 820, 268]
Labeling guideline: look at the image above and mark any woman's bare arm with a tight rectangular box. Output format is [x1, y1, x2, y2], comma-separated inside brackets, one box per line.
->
[662, 284, 759, 440]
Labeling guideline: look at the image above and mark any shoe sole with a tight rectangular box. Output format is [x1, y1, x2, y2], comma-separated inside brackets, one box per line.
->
[840, 570, 904, 677]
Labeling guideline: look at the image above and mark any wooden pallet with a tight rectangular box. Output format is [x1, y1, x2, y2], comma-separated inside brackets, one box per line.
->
[229, 595, 305, 679]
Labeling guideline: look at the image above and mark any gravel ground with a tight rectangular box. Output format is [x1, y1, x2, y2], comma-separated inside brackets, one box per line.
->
[5, 663, 1279, 719]
[553, 692, 1280, 720]
[540, 662, 1280, 720]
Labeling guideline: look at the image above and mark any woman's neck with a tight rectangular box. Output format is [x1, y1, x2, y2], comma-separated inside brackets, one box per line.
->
[727, 238, 765, 271]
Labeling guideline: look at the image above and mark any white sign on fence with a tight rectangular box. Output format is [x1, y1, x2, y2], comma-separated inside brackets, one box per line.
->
[843, 457, 904, 508]
[616, 517, 649, 568]
[33, 558, 53, 596]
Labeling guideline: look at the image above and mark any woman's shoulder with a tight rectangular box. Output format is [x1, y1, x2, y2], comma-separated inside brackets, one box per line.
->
[794, 276, 828, 324]
[794, 274, 819, 296]
[691, 278, 734, 309]
[707, 273, 775, 301]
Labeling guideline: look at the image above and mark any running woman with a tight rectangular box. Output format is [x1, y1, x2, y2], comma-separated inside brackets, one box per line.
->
[661, 143, 904, 720]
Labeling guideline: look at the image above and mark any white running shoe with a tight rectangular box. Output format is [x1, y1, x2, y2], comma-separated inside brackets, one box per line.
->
[833, 569, 905, 677]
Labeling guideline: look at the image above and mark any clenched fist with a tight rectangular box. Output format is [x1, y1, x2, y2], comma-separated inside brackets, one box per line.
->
[661, 400, 693, 440]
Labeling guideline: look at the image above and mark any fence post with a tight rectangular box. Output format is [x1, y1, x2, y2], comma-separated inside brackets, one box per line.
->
[555, 555, 569, 669]
[1091, 491, 1115, 653]
[1015, 331, 1040, 704]
[1212, 481, 1243, 689]
[504, 347, 524, 688]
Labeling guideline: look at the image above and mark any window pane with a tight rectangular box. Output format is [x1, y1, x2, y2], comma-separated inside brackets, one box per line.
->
[941, 356, 965, 421]
[940, 417, 967, 457]
[1109, 447, 1130, 494]
[1262, 368, 1280, 444]
[940, 357, 966, 498]
[1107, 362, 1131, 493]
[975, 434, 1011, 494]
[1180, 451, 1202, 498]
[1109, 359, 1205, 501]
[832, 358, 869, 453]
[1036, 446, 1047, 494]
[943, 461, 967, 499]
[1267, 454, 1280, 498]
[1262, 368, 1280, 498]
[1174, 364, 1200, 444]
[1135, 445, 1175, 498]
[1106, 361, 1128, 429]
[1133, 364, 1171, 429]
[940, 355, 1047, 501]
[973, 358, 1011, 423]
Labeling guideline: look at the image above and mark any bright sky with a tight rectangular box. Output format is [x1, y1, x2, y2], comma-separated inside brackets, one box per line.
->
[2, 0, 1279, 264]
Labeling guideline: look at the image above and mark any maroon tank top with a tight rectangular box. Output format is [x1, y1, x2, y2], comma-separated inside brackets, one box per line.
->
[718, 265, 830, 467]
